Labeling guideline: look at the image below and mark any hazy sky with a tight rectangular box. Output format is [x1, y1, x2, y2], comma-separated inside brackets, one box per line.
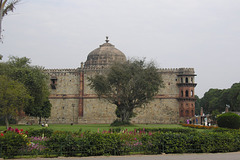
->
[1, 0, 240, 98]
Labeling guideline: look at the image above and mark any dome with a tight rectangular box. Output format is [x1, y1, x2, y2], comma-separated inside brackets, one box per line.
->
[84, 37, 127, 69]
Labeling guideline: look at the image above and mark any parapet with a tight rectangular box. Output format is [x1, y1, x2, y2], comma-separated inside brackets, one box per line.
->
[44, 69, 78, 73]
[158, 68, 196, 76]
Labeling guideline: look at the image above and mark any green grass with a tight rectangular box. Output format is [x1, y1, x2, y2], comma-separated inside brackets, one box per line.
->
[0, 124, 183, 132]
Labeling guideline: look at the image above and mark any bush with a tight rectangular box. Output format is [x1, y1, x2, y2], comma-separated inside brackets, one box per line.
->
[0, 128, 29, 158]
[28, 128, 54, 138]
[46, 131, 126, 156]
[136, 128, 197, 134]
[217, 112, 240, 129]
[141, 132, 240, 154]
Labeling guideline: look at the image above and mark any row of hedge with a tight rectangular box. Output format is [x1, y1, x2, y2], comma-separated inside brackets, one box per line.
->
[45, 131, 240, 156]
[135, 128, 197, 133]
[1, 127, 240, 158]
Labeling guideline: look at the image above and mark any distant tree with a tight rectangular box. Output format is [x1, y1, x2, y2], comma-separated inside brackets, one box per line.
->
[0, 75, 32, 129]
[200, 83, 240, 114]
[0, 0, 21, 40]
[88, 59, 163, 125]
[227, 83, 240, 112]
[211, 109, 220, 125]
[0, 56, 51, 124]
[38, 100, 52, 124]
[0, 54, 2, 60]
[200, 89, 224, 114]
[195, 95, 201, 115]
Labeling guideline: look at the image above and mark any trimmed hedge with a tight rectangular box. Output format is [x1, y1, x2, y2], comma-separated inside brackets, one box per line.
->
[28, 128, 54, 138]
[1, 128, 240, 158]
[141, 132, 240, 154]
[136, 128, 197, 134]
[46, 131, 127, 156]
[217, 112, 240, 129]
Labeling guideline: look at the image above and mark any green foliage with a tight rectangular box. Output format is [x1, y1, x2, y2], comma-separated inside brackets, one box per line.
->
[141, 132, 240, 154]
[46, 131, 126, 156]
[88, 59, 163, 124]
[136, 128, 197, 134]
[217, 112, 240, 129]
[27, 128, 54, 138]
[0, 56, 51, 124]
[228, 83, 240, 111]
[195, 95, 201, 115]
[200, 83, 240, 114]
[0, 129, 28, 158]
[200, 89, 224, 114]
[0, 75, 32, 128]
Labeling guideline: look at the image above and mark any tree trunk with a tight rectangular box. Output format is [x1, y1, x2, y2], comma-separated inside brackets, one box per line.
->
[0, 2, 3, 40]
[5, 116, 9, 129]
[39, 117, 42, 125]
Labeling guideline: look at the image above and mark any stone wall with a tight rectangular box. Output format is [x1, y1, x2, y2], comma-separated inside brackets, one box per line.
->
[18, 68, 195, 124]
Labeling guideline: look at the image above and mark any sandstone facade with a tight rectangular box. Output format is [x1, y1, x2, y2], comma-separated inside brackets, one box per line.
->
[20, 38, 197, 124]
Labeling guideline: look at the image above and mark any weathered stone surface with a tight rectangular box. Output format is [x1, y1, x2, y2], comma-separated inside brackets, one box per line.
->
[18, 39, 196, 124]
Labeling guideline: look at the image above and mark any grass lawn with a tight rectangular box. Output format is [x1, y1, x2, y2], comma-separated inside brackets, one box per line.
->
[0, 123, 183, 132]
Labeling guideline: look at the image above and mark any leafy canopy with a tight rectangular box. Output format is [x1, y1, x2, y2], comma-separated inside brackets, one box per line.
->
[0, 56, 51, 124]
[200, 83, 240, 114]
[88, 59, 163, 124]
[0, 75, 32, 128]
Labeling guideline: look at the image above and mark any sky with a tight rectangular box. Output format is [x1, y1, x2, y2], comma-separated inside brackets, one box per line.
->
[1, 0, 240, 98]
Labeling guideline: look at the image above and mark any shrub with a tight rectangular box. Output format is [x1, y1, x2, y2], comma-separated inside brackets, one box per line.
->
[136, 128, 197, 134]
[141, 132, 240, 154]
[0, 128, 29, 158]
[217, 112, 240, 129]
[28, 128, 54, 138]
[181, 124, 218, 129]
[46, 131, 126, 156]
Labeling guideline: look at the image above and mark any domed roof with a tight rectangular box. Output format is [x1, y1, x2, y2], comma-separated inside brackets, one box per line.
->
[84, 37, 126, 69]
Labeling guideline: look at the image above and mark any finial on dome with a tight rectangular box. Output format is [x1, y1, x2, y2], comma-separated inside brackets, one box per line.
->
[105, 36, 109, 43]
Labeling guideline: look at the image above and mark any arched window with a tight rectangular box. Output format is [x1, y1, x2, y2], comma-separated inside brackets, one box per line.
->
[181, 78, 183, 83]
[191, 90, 194, 97]
[185, 110, 189, 116]
[186, 77, 189, 83]
[185, 90, 189, 97]
[181, 90, 183, 97]
[192, 110, 194, 117]
[180, 110, 184, 117]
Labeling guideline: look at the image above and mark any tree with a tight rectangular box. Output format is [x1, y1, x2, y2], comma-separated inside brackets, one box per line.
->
[0, 0, 20, 40]
[88, 59, 163, 125]
[37, 100, 52, 124]
[0, 75, 32, 128]
[194, 95, 201, 115]
[0, 54, 2, 60]
[200, 83, 240, 114]
[200, 89, 224, 114]
[228, 83, 240, 112]
[0, 56, 51, 124]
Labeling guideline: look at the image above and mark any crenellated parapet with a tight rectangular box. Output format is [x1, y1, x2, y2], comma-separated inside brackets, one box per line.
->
[158, 68, 195, 75]
[44, 68, 79, 73]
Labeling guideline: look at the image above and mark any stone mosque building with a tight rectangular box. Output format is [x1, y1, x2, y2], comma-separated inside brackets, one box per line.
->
[41, 37, 197, 124]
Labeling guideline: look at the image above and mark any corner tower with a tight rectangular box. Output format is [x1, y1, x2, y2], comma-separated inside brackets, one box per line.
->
[177, 68, 197, 119]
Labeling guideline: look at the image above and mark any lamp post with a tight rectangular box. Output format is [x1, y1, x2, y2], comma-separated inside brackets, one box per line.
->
[72, 104, 75, 124]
